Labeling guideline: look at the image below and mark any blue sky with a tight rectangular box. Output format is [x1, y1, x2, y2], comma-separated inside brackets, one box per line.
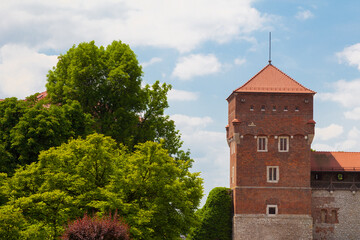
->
[1, 0, 360, 204]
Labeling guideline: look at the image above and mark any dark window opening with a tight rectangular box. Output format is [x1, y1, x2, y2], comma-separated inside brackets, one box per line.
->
[250, 105, 254, 111]
[261, 105, 265, 111]
[284, 106, 288, 111]
[295, 106, 299, 111]
[272, 106, 276, 111]
[268, 207, 276, 215]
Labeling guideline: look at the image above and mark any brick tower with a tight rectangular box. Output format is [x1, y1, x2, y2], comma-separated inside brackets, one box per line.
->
[226, 64, 316, 239]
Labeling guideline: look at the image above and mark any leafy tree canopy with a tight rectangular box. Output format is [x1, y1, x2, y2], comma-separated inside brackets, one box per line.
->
[1, 133, 203, 239]
[0, 98, 93, 174]
[188, 187, 232, 240]
[46, 40, 181, 154]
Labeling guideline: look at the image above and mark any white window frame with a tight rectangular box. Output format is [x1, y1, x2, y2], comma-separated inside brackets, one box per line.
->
[257, 136, 268, 152]
[267, 166, 279, 183]
[278, 136, 289, 152]
[267, 205, 278, 215]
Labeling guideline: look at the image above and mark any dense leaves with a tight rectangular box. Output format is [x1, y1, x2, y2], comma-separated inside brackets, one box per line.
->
[0, 98, 93, 174]
[188, 187, 232, 240]
[0, 40, 203, 239]
[1, 134, 203, 239]
[46, 41, 181, 153]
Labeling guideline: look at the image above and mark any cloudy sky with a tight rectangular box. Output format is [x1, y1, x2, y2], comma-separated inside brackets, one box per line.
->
[2, 0, 360, 204]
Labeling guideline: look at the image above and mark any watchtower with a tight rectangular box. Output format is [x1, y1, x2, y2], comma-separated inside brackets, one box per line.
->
[226, 64, 316, 239]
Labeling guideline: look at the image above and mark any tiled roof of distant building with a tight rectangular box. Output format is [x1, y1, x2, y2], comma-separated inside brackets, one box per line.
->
[311, 151, 360, 172]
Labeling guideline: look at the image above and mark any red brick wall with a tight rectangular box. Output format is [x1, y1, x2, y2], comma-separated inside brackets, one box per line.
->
[227, 92, 314, 215]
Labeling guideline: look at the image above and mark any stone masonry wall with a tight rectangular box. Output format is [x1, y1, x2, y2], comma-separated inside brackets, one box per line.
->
[312, 190, 360, 240]
[233, 214, 313, 240]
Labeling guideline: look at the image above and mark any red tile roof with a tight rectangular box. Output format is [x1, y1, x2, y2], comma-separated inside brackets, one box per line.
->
[36, 91, 48, 101]
[234, 64, 316, 94]
[311, 152, 360, 172]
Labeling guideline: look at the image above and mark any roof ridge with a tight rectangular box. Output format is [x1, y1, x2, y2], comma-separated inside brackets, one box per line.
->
[271, 64, 314, 93]
[233, 64, 316, 94]
[234, 64, 270, 92]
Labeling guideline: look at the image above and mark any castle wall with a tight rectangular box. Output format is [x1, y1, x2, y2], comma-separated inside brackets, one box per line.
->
[312, 190, 360, 240]
[233, 214, 313, 240]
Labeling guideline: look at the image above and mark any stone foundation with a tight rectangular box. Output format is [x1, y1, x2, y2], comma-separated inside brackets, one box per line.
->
[233, 214, 313, 240]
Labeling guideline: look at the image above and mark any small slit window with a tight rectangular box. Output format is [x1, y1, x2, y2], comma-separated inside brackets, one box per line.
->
[261, 105, 265, 111]
[284, 106, 288, 111]
[250, 105, 254, 111]
[272, 106, 276, 111]
[295, 106, 299, 111]
[231, 166, 235, 184]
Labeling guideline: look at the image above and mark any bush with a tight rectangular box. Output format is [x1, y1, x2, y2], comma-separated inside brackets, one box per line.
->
[61, 213, 130, 240]
[188, 187, 232, 240]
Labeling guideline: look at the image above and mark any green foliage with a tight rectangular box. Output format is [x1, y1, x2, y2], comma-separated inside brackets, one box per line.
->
[0, 98, 28, 173]
[0, 97, 93, 175]
[188, 187, 232, 240]
[1, 133, 203, 239]
[46, 40, 181, 154]
[10, 100, 93, 166]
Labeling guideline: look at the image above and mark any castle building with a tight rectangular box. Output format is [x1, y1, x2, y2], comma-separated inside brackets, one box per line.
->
[226, 63, 360, 240]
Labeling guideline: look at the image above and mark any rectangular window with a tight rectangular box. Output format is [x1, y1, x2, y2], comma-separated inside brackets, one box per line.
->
[267, 205, 278, 215]
[257, 137, 267, 152]
[278, 136, 289, 152]
[267, 166, 279, 183]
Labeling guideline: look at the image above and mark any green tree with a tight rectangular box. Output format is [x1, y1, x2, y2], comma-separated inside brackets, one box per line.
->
[0, 98, 28, 173]
[10, 100, 93, 167]
[1, 133, 203, 239]
[188, 187, 232, 240]
[46, 41, 181, 154]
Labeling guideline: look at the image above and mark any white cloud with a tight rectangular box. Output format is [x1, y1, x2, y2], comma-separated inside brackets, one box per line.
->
[170, 113, 228, 205]
[344, 107, 360, 120]
[168, 89, 198, 101]
[234, 57, 246, 66]
[318, 79, 360, 108]
[170, 114, 213, 132]
[0, 44, 58, 98]
[0, 0, 268, 53]
[295, 10, 314, 20]
[312, 127, 360, 152]
[312, 143, 335, 151]
[172, 54, 222, 80]
[141, 57, 162, 68]
[337, 43, 360, 70]
[315, 124, 343, 141]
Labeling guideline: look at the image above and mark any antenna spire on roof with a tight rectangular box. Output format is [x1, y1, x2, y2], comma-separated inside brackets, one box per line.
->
[268, 32, 272, 65]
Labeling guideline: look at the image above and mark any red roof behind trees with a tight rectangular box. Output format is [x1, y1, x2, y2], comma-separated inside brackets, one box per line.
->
[311, 151, 360, 172]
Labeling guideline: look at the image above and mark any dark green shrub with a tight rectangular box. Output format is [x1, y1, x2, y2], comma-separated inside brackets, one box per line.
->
[188, 187, 232, 240]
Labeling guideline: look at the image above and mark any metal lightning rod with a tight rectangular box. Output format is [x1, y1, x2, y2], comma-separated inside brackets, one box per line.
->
[269, 32, 272, 65]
